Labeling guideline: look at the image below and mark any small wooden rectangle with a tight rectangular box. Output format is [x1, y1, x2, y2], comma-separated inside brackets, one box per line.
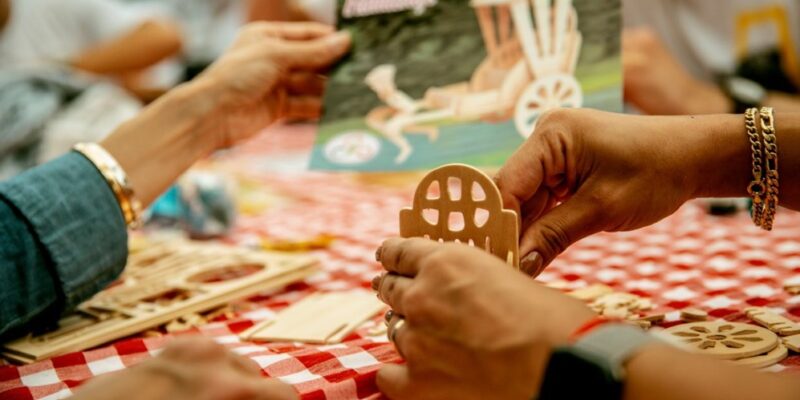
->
[745, 307, 800, 336]
[242, 291, 387, 344]
[567, 284, 613, 301]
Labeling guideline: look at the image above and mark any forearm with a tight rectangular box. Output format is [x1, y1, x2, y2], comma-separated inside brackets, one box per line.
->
[624, 344, 800, 400]
[691, 112, 800, 211]
[101, 78, 223, 206]
[72, 21, 182, 75]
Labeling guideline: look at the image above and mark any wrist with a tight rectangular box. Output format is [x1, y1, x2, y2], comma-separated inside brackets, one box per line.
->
[685, 114, 752, 199]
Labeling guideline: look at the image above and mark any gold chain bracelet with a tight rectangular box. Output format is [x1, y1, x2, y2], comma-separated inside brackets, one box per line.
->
[73, 143, 142, 228]
[758, 107, 779, 230]
[744, 108, 766, 226]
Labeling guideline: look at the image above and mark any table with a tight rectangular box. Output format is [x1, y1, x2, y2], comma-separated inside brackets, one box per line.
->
[2, 124, 800, 400]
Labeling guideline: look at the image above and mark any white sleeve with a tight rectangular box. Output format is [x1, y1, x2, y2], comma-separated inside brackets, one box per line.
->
[76, 0, 159, 42]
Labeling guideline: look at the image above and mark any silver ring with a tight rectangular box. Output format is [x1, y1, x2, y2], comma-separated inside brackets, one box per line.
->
[389, 318, 406, 344]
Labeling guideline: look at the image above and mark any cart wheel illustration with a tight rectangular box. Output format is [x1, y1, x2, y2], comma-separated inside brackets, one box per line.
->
[514, 74, 583, 139]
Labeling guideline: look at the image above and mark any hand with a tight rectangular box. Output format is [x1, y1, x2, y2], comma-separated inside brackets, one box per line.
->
[623, 28, 730, 115]
[197, 22, 350, 147]
[495, 109, 745, 275]
[71, 337, 297, 400]
[372, 238, 595, 400]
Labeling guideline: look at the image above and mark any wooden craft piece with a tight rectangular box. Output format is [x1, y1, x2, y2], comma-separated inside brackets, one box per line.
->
[680, 308, 708, 322]
[241, 291, 386, 344]
[664, 321, 778, 360]
[745, 307, 800, 336]
[566, 284, 613, 301]
[730, 343, 788, 369]
[400, 164, 519, 267]
[636, 313, 665, 324]
[2, 240, 318, 363]
[782, 334, 800, 352]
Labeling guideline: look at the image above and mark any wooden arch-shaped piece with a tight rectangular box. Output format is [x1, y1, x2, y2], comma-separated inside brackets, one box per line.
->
[400, 164, 519, 267]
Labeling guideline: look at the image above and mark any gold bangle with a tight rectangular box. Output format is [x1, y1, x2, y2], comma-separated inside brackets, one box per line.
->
[758, 107, 779, 230]
[744, 108, 766, 227]
[73, 143, 142, 228]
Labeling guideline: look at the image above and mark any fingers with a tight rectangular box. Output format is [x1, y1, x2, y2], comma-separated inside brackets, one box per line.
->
[248, 21, 335, 40]
[286, 72, 326, 96]
[284, 96, 322, 120]
[270, 31, 351, 69]
[375, 273, 414, 315]
[376, 364, 413, 400]
[251, 379, 299, 400]
[519, 190, 604, 276]
[376, 237, 445, 277]
[387, 313, 409, 356]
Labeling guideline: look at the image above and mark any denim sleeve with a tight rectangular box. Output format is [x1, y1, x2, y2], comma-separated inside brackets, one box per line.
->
[0, 152, 128, 339]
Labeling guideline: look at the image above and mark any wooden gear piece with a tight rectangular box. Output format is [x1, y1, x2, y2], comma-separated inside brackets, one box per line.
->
[730, 343, 788, 369]
[240, 291, 386, 344]
[2, 240, 318, 363]
[665, 321, 778, 360]
[400, 164, 519, 267]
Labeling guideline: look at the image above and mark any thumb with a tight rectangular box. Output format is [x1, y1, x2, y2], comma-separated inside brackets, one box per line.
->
[271, 31, 351, 69]
[519, 190, 605, 276]
[376, 365, 412, 400]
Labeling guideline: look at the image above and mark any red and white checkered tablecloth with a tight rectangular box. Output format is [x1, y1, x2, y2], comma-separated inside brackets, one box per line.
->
[3, 124, 800, 399]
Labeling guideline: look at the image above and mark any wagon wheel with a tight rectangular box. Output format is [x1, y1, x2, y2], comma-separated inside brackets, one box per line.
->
[513, 74, 583, 139]
[664, 321, 778, 360]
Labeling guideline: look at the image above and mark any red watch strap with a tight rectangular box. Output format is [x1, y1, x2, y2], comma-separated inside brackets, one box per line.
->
[569, 316, 620, 342]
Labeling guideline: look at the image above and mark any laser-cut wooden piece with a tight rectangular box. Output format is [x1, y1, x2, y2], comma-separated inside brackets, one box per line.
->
[665, 321, 778, 360]
[680, 308, 708, 322]
[2, 240, 318, 363]
[566, 284, 613, 301]
[745, 307, 800, 336]
[241, 291, 386, 344]
[730, 343, 787, 369]
[782, 334, 800, 352]
[400, 164, 519, 267]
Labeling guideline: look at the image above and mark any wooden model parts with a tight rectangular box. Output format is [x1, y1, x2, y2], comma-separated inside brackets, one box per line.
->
[745, 307, 800, 336]
[665, 321, 778, 360]
[400, 164, 519, 267]
[241, 291, 386, 344]
[2, 240, 318, 363]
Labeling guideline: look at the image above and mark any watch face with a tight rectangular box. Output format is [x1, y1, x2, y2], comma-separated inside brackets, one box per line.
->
[728, 77, 767, 105]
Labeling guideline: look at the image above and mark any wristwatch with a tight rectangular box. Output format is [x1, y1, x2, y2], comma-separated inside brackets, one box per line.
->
[536, 324, 658, 400]
[720, 76, 767, 113]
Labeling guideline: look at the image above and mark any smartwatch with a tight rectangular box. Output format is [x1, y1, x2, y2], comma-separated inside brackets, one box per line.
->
[719, 76, 767, 113]
[536, 324, 658, 400]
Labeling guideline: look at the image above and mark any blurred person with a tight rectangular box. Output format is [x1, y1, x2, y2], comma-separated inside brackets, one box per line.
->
[0, 0, 182, 99]
[624, 0, 800, 115]
[0, 21, 350, 340]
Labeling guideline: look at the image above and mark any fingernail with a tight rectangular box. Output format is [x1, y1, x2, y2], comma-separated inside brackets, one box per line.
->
[371, 274, 382, 291]
[375, 246, 382, 262]
[384, 310, 394, 324]
[520, 252, 543, 276]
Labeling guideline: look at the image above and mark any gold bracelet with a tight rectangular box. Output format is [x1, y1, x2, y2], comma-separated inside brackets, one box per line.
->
[73, 143, 142, 228]
[744, 108, 766, 227]
[758, 107, 779, 230]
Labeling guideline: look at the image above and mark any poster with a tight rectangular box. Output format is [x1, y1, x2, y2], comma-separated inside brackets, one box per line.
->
[310, 0, 622, 171]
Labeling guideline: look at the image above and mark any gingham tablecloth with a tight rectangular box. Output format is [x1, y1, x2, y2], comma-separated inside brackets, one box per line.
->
[2, 125, 800, 399]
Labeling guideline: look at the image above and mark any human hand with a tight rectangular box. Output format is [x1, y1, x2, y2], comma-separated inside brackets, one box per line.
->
[197, 22, 350, 147]
[623, 27, 730, 115]
[495, 108, 746, 275]
[71, 337, 297, 400]
[372, 238, 595, 400]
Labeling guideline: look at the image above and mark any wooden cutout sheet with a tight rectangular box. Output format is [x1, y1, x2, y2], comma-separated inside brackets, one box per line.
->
[241, 291, 386, 344]
[745, 307, 800, 336]
[2, 240, 318, 363]
[400, 164, 519, 267]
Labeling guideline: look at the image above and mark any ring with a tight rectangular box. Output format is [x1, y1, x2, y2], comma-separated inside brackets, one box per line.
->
[389, 318, 406, 344]
[384, 309, 394, 325]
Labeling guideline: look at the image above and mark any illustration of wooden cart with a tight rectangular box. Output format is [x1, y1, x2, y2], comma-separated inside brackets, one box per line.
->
[364, 0, 583, 164]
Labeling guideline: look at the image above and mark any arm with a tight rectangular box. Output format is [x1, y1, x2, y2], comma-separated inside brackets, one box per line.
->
[71, 20, 182, 75]
[495, 110, 800, 274]
[624, 344, 800, 400]
[0, 22, 349, 338]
